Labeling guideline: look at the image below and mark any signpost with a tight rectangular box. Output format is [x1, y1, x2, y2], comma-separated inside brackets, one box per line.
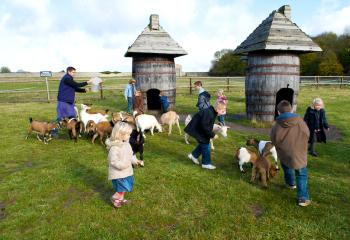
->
[40, 71, 52, 102]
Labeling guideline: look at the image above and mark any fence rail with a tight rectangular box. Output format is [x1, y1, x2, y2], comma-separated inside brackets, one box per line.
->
[0, 75, 349, 103]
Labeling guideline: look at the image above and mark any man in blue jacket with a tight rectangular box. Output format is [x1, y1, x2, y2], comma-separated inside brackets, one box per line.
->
[56, 66, 92, 121]
[124, 79, 136, 114]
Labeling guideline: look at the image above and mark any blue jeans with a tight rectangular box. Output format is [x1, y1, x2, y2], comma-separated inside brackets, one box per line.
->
[127, 97, 134, 114]
[281, 163, 310, 201]
[191, 143, 211, 165]
[218, 115, 225, 125]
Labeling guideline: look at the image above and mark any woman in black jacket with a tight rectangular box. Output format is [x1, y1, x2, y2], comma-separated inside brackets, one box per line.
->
[303, 98, 329, 157]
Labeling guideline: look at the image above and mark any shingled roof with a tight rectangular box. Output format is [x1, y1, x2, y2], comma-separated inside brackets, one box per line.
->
[125, 14, 187, 57]
[234, 5, 322, 54]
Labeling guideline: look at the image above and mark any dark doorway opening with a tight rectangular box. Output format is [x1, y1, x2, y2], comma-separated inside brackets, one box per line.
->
[275, 87, 294, 118]
[147, 89, 161, 110]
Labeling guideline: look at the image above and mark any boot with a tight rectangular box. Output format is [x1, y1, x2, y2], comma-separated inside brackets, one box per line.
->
[308, 142, 317, 157]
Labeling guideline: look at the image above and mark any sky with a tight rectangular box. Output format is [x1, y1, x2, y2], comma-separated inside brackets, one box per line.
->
[0, 0, 350, 72]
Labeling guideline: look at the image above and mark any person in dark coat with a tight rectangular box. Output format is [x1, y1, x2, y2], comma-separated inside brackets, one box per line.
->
[185, 102, 226, 170]
[56, 66, 92, 121]
[159, 91, 170, 113]
[194, 81, 211, 111]
[303, 98, 329, 157]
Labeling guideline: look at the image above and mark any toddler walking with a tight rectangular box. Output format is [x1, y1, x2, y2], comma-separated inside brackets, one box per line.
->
[106, 121, 139, 208]
[216, 89, 228, 125]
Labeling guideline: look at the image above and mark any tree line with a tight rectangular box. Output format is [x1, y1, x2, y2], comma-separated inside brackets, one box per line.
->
[209, 32, 350, 76]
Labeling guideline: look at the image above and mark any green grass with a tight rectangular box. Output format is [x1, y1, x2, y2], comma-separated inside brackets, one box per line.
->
[0, 86, 349, 239]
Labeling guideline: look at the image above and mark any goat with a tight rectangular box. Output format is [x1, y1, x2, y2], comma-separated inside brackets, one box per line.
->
[112, 112, 136, 126]
[246, 138, 279, 170]
[184, 114, 229, 150]
[91, 120, 114, 145]
[235, 147, 259, 173]
[80, 104, 109, 131]
[26, 117, 58, 144]
[61, 118, 84, 142]
[160, 111, 182, 135]
[129, 129, 145, 167]
[250, 151, 278, 188]
[135, 114, 162, 138]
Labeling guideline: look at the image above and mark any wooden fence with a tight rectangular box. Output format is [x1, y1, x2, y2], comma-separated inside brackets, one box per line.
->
[0, 75, 349, 103]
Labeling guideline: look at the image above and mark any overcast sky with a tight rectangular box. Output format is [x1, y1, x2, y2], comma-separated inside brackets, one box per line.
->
[1, 0, 349, 72]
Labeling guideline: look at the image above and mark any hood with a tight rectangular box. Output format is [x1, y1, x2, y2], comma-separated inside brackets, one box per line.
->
[276, 112, 301, 128]
[105, 139, 128, 150]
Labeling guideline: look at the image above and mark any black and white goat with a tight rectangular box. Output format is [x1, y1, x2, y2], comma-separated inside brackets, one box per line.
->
[129, 129, 145, 167]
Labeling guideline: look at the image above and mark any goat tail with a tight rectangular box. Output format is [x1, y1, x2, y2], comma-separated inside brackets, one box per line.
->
[29, 117, 33, 123]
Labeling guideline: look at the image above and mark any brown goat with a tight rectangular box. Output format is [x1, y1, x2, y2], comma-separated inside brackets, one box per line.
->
[92, 120, 114, 145]
[112, 112, 136, 128]
[85, 120, 97, 138]
[250, 151, 278, 188]
[26, 118, 58, 144]
[61, 118, 84, 142]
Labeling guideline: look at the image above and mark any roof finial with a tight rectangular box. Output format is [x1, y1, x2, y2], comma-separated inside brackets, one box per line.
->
[150, 14, 159, 30]
[278, 5, 291, 20]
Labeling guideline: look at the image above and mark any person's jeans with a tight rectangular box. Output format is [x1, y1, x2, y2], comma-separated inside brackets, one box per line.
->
[282, 163, 310, 200]
[191, 143, 211, 165]
[218, 115, 225, 125]
[127, 97, 134, 114]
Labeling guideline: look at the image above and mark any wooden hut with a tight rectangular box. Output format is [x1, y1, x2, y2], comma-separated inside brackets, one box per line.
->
[125, 14, 187, 112]
[234, 5, 322, 121]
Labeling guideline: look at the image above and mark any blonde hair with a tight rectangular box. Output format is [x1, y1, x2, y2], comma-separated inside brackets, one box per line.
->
[110, 121, 133, 141]
[214, 102, 226, 111]
[217, 89, 224, 96]
[312, 98, 324, 109]
[129, 79, 136, 84]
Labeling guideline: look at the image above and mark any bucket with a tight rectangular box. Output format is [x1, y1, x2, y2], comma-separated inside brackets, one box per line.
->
[90, 77, 102, 92]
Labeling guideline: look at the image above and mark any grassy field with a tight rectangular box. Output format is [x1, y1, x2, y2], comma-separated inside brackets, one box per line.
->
[0, 86, 349, 239]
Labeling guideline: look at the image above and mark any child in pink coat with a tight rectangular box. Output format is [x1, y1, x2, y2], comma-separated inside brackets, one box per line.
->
[216, 89, 228, 125]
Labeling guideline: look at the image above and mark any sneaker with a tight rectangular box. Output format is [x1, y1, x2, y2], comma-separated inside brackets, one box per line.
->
[286, 184, 297, 190]
[188, 153, 199, 165]
[202, 164, 216, 170]
[298, 199, 311, 207]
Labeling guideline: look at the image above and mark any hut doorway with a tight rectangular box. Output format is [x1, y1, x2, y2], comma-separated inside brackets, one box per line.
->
[146, 89, 161, 110]
[275, 87, 294, 118]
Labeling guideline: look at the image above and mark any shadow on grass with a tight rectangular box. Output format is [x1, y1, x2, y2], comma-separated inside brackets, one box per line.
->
[69, 160, 111, 205]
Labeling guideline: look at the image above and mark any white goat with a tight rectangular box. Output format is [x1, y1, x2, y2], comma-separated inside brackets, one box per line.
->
[80, 104, 109, 131]
[135, 114, 162, 138]
[184, 114, 229, 150]
[246, 138, 279, 170]
[235, 147, 259, 173]
[160, 111, 182, 135]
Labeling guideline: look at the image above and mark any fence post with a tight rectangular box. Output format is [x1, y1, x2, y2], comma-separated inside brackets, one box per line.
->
[316, 76, 319, 89]
[226, 77, 230, 92]
[340, 76, 343, 88]
[189, 77, 192, 95]
[45, 77, 50, 102]
[99, 82, 104, 99]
